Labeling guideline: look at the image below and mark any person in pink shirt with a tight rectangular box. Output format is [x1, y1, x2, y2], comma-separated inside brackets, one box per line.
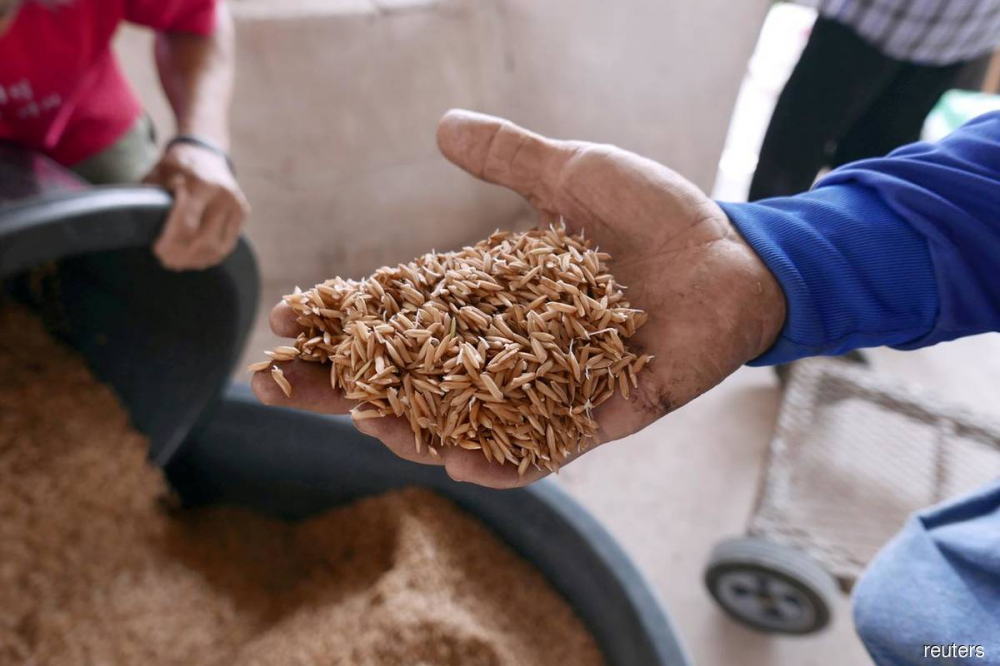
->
[0, 0, 248, 271]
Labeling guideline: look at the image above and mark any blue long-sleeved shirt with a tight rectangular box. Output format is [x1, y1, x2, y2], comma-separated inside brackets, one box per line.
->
[720, 111, 1000, 365]
[720, 113, 1000, 665]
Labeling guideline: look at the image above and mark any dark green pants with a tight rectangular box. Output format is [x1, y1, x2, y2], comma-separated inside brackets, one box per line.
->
[70, 115, 160, 185]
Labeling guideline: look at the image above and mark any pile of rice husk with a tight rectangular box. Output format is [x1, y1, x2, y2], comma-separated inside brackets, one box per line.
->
[258, 227, 651, 474]
[0, 304, 604, 666]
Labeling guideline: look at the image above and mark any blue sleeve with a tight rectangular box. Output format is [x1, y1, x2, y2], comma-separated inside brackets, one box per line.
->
[719, 112, 1000, 366]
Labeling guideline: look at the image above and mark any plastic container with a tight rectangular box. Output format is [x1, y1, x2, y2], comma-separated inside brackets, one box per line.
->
[168, 383, 693, 666]
[0, 144, 259, 464]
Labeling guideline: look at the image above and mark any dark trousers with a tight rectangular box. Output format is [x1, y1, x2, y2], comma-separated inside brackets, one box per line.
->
[749, 17, 971, 201]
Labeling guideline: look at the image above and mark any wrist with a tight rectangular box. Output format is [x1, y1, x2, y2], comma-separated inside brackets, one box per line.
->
[741, 240, 788, 360]
[166, 134, 235, 174]
[704, 202, 788, 362]
[719, 187, 937, 365]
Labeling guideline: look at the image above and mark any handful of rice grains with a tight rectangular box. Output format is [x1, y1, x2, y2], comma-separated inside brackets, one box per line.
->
[254, 226, 652, 475]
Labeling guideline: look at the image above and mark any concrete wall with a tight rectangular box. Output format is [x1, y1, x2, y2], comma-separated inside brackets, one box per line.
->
[114, 0, 770, 356]
[494, 1, 770, 189]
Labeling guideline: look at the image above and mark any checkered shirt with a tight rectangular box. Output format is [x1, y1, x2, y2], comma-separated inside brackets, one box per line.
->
[801, 0, 1000, 65]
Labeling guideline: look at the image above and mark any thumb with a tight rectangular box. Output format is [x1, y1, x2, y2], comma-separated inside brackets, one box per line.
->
[141, 163, 161, 186]
[436, 109, 574, 209]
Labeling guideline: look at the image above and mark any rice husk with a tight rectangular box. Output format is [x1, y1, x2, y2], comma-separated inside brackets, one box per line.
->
[260, 226, 651, 473]
[0, 303, 604, 665]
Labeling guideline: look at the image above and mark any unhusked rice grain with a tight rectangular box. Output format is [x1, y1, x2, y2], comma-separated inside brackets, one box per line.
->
[0, 304, 604, 666]
[259, 226, 651, 473]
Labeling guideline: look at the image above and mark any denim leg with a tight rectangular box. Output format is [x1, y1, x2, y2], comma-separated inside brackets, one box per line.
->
[853, 481, 1000, 665]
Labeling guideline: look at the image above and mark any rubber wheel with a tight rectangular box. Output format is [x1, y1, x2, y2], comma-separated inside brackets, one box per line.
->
[774, 349, 870, 387]
[704, 537, 838, 635]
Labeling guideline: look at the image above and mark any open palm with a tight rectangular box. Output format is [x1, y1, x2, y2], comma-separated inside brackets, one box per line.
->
[253, 110, 786, 488]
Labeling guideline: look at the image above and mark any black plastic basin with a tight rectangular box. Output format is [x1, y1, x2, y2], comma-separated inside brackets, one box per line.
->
[168, 384, 693, 666]
[0, 144, 259, 464]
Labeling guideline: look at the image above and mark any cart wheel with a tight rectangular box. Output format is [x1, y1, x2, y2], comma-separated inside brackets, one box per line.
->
[704, 537, 837, 635]
[774, 349, 870, 387]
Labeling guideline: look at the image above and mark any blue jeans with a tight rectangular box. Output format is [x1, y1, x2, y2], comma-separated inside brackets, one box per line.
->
[853, 480, 1000, 664]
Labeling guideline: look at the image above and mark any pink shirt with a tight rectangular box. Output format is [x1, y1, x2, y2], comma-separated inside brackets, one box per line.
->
[0, 0, 217, 166]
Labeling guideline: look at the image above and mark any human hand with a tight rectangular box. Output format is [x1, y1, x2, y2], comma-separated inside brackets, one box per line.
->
[253, 110, 786, 488]
[143, 142, 249, 271]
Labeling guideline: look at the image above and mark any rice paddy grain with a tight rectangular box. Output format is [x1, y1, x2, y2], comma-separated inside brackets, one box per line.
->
[258, 226, 651, 474]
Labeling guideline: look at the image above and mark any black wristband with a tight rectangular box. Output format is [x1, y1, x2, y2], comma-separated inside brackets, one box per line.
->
[166, 134, 236, 175]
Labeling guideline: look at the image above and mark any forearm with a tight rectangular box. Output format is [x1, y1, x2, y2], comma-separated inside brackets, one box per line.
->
[721, 112, 1000, 365]
[154, 2, 235, 149]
